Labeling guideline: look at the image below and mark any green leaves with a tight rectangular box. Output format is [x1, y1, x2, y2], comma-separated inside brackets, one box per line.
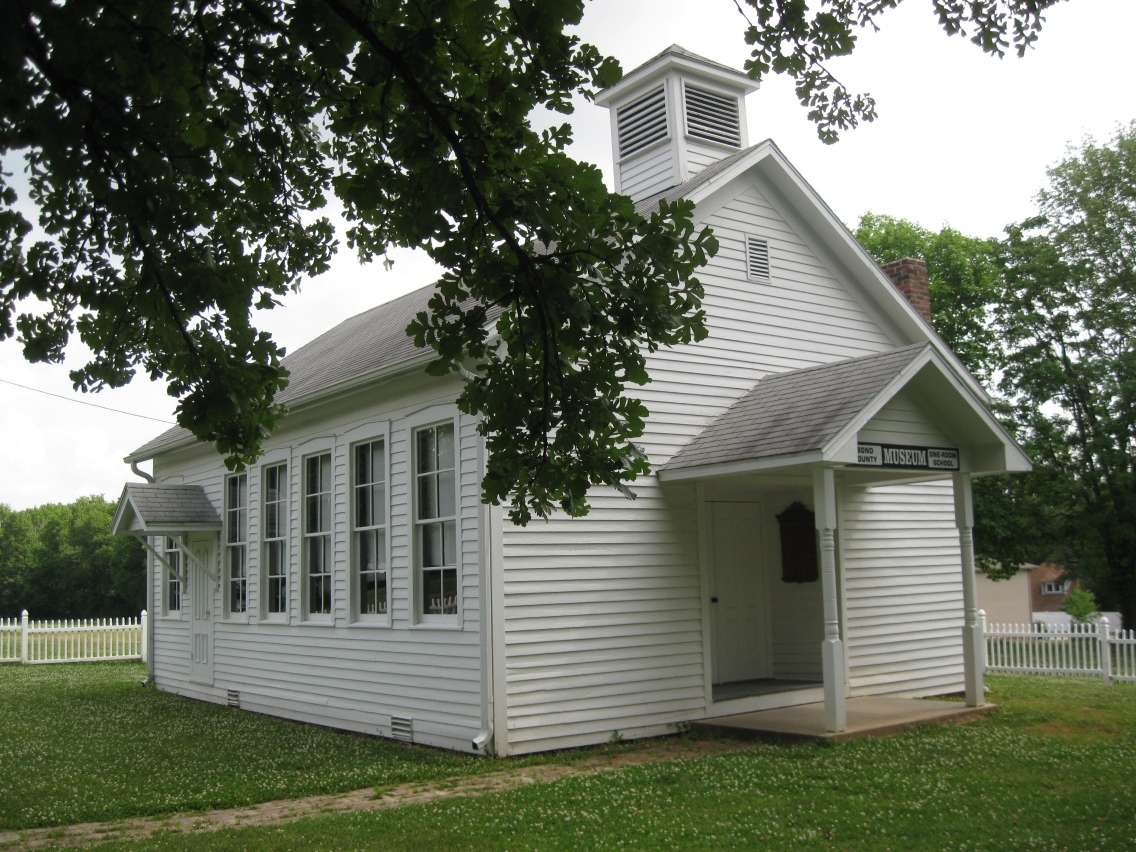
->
[734, 1, 1061, 143]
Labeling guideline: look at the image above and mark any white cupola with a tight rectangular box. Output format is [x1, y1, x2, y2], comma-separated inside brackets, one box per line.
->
[594, 45, 759, 204]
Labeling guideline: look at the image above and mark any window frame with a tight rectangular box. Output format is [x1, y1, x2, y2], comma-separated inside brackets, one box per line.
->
[411, 414, 461, 626]
[1041, 580, 1069, 596]
[224, 472, 248, 619]
[301, 449, 334, 622]
[348, 425, 391, 626]
[259, 458, 290, 622]
[160, 535, 183, 618]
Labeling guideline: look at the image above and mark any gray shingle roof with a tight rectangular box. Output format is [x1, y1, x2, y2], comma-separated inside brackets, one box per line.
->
[129, 282, 492, 461]
[122, 484, 221, 527]
[662, 344, 930, 472]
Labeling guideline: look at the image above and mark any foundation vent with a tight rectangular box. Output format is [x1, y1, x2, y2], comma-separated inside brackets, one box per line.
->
[390, 716, 414, 742]
[226, 689, 241, 709]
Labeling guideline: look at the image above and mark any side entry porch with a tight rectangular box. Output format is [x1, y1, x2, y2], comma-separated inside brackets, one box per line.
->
[659, 343, 1032, 734]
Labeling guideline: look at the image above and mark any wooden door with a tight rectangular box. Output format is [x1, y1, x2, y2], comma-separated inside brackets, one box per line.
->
[188, 535, 215, 686]
[709, 501, 768, 685]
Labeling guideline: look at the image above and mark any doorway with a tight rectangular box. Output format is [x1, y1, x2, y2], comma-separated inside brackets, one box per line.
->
[708, 501, 769, 690]
[187, 534, 215, 686]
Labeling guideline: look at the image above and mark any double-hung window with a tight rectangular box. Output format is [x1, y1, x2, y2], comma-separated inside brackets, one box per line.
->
[352, 439, 387, 618]
[262, 462, 288, 617]
[303, 452, 333, 618]
[162, 536, 182, 614]
[225, 473, 248, 615]
[414, 422, 457, 619]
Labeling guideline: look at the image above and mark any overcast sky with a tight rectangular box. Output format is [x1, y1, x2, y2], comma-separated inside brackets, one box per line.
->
[2, 0, 1133, 509]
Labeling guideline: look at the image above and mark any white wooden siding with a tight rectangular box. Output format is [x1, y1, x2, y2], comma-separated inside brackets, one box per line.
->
[859, 390, 953, 448]
[840, 479, 965, 697]
[499, 173, 907, 753]
[617, 144, 677, 202]
[149, 373, 485, 752]
[684, 139, 732, 178]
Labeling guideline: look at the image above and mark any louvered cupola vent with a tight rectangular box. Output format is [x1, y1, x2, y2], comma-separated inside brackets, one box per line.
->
[746, 236, 771, 283]
[684, 83, 741, 147]
[616, 85, 668, 159]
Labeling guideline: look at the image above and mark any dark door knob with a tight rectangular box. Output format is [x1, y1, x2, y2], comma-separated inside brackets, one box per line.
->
[710, 596, 719, 603]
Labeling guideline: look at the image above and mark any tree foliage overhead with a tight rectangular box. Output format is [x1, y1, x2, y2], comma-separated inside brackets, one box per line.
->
[734, 0, 1065, 142]
[1, 1, 1059, 525]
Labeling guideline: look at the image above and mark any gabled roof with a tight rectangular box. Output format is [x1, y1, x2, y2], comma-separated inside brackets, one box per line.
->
[634, 139, 990, 404]
[663, 344, 929, 474]
[127, 283, 498, 462]
[659, 344, 1031, 482]
[111, 484, 221, 536]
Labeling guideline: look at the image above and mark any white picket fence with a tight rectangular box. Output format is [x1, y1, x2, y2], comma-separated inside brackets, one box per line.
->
[0, 610, 148, 664]
[984, 615, 1136, 684]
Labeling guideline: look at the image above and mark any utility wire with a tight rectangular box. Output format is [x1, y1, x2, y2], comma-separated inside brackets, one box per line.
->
[0, 377, 176, 425]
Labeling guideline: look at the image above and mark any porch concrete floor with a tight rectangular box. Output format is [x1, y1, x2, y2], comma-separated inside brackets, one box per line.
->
[694, 696, 995, 742]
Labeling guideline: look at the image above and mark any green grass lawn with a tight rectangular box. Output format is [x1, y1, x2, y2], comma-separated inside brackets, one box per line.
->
[104, 675, 1135, 851]
[3, 663, 1134, 850]
[0, 662, 544, 831]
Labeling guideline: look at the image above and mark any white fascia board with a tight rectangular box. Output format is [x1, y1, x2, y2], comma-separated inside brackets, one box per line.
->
[595, 54, 757, 107]
[823, 349, 1032, 473]
[657, 450, 824, 483]
[822, 347, 936, 460]
[110, 491, 137, 537]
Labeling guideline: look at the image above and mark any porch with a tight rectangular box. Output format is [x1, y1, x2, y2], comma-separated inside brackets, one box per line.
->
[694, 695, 996, 742]
[657, 344, 1032, 734]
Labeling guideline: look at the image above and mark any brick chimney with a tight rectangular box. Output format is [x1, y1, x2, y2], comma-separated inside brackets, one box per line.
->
[881, 258, 931, 323]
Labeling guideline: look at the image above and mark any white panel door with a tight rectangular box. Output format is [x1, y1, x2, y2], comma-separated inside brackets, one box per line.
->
[710, 501, 768, 684]
[188, 536, 215, 686]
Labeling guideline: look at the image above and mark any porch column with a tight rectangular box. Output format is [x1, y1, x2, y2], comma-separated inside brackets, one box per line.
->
[953, 472, 985, 707]
[812, 468, 847, 732]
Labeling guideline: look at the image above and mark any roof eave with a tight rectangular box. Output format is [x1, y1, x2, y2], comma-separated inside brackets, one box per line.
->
[595, 52, 758, 107]
[123, 349, 437, 464]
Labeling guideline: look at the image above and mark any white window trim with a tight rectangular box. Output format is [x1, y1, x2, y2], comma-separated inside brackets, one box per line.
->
[1041, 580, 1070, 595]
[159, 535, 184, 619]
[345, 420, 392, 627]
[258, 452, 290, 623]
[223, 472, 249, 621]
[405, 406, 463, 628]
[300, 446, 335, 624]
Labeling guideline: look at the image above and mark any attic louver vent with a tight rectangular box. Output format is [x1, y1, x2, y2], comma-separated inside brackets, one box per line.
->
[684, 83, 741, 147]
[226, 689, 240, 709]
[616, 85, 668, 159]
[390, 716, 413, 742]
[746, 236, 771, 283]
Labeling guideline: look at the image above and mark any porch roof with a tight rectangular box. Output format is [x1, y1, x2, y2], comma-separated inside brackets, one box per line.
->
[659, 344, 1030, 482]
[111, 483, 221, 537]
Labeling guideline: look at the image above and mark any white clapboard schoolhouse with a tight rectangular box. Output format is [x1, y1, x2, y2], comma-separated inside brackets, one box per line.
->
[112, 46, 1029, 756]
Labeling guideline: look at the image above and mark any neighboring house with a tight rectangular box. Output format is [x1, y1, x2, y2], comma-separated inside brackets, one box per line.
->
[111, 46, 1030, 756]
[1029, 562, 1077, 613]
[975, 567, 1031, 625]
